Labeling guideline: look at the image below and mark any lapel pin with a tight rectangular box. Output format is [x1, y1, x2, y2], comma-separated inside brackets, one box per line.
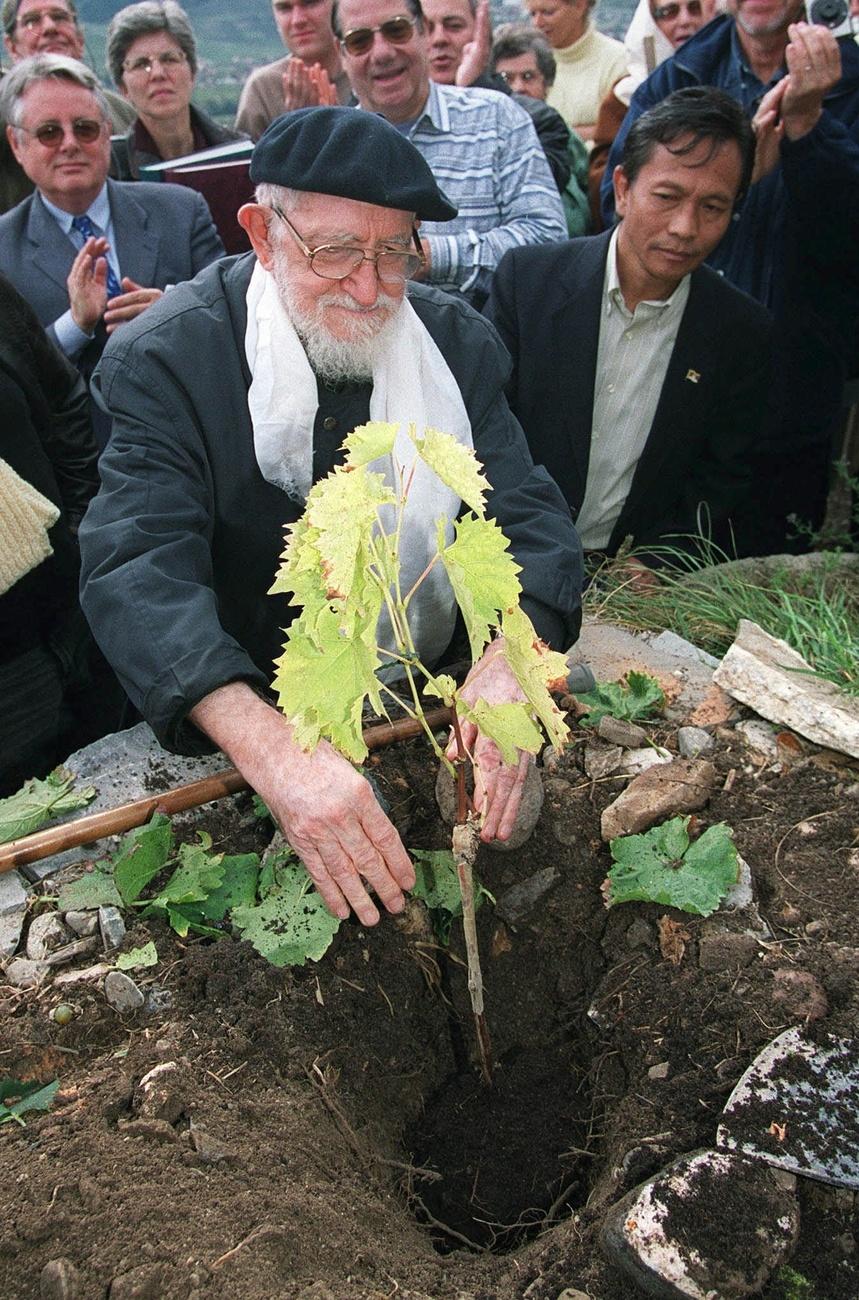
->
[686, 369, 701, 384]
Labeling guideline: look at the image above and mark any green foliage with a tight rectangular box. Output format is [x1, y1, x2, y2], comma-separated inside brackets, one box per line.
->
[604, 817, 739, 916]
[0, 1077, 59, 1126]
[116, 942, 158, 971]
[113, 814, 174, 906]
[413, 426, 490, 513]
[437, 512, 521, 660]
[771, 1266, 816, 1300]
[0, 769, 96, 844]
[56, 866, 122, 912]
[232, 859, 341, 966]
[411, 849, 492, 944]
[576, 670, 665, 727]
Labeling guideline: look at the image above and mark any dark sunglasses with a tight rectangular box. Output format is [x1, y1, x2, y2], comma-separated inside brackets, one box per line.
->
[340, 14, 417, 56]
[652, 0, 703, 18]
[19, 117, 103, 147]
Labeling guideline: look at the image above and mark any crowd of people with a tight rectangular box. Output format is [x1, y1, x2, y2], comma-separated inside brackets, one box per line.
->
[2, 0, 857, 919]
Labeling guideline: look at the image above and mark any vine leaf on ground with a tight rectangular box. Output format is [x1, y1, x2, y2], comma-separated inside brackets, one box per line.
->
[0, 768, 96, 844]
[232, 861, 341, 966]
[0, 1078, 59, 1126]
[113, 814, 174, 906]
[411, 849, 492, 944]
[603, 817, 739, 916]
[116, 942, 158, 971]
[576, 670, 665, 727]
[56, 866, 122, 911]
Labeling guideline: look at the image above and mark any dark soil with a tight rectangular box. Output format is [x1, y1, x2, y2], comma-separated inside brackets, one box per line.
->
[1, 721, 858, 1300]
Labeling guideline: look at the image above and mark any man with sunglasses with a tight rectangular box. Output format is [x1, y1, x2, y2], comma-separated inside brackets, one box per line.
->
[332, 0, 566, 307]
[79, 108, 583, 930]
[0, 54, 224, 442]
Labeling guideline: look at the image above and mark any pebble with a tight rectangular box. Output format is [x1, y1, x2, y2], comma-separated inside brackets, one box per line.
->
[698, 931, 760, 972]
[5, 957, 50, 988]
[26, 912, 70, 962]
[98, 906, 126, 951]
[601, 758, 716, 841]
[780, 904, 802, 926]
[734, 719, 779, 761]
[142, 986, 174, 1016]
[772, 968, 829, 1021]
[619, 746, 673, 775]
[495, 867, 560, 928]
[647, 1062, 670, 1081]
[40, 1258, 79, 1300]
[555, 1291, 590, 1300]
[0, 869, 28, 915]
[625, 918, 654, 951]
[104, 970, 144, 1013]
[804, 919, 827, 938]
[189, 1125, 236, 1164]
[584, 741, 623, 780]
[601, 1148, 799, 1299]
[135, 1061, 187, 1124]
[0, 908, 26, 960]
[596, 715, 648, 748]
[677, 726, 714, 758]
[108, 1266, 165, 1299]
[64, 911, 100, 937]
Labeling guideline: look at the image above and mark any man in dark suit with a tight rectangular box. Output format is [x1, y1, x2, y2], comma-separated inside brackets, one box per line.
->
[485, 87, 773, 579]
[0, 52, 223, 439]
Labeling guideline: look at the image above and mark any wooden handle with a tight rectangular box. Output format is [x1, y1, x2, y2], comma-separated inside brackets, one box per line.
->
[0, 706, 451, 875]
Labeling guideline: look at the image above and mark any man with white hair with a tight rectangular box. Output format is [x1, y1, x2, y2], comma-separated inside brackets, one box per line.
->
[79, 108, 583, 929]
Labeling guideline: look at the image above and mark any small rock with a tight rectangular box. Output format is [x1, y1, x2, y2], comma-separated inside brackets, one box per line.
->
[649, 629, 720, 669]
[53, 962, 113, 988]
[0, 870, 28, 916]
[780, 904, 802, 927]
[597, 715, 648, 748]
[104, 970, 144, 1013]
[556, 1291, 590, 1300]
[601, 759, 717, 841]
[648, 1062, 670, 1081]
[0, 907, 26, 960]
[601, 1148, 799, 1300]
[735, 718, 779, 760]
[804, 919, 827, 938]
[541, 745, 579, 779]
[142, 987, 174, 1016]
[722, 856, 755, 912]
[677, 726, 714, 758]
[98, 906, 126, 951]
[584, 741, 623, 780]
[189, 1125, 236, 1164]
[5, 957, 50, 988]
[135, 1061, 187, 1124]
[495, 868, 560, 928]
[63, 911, 100, 937]
[772, 968, 829, 1021]
[117, 1117, 178, 1144]
[26, 912, 71, 962]
[625, 918, 654, 951]
[45, 937, 99, 966]
[698, 931, 760, 972]
[435, 761, 545, 852]
[40, 1258, 79, 1300]
[108, 1266, 167, 1299]
[620, 746, 673, 775]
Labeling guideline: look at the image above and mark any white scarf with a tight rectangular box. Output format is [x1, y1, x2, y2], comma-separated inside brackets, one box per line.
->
[245, 261, 473, 666]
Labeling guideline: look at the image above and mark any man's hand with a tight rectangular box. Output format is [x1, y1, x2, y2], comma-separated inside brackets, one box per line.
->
[752, 79, 787, 183]
[282, 58, 338, 109]
[103, 278, 164, 334]
[189, 684, 415, 926]
[456, 0, 491, 87]
[67, 236, 109, 334]
[781, 22, 842, 140]
[445, 639, 533, 843]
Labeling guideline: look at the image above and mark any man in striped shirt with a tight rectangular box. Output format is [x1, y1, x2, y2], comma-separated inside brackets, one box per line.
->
[332, 0, 566, 305]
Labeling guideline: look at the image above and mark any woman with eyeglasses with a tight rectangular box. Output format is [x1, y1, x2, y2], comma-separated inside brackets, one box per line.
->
[587, 0, 715, 224]
[106, 0, 245, 181]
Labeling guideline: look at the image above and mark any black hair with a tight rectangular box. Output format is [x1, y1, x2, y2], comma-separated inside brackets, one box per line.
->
[621, 86, 755, 203]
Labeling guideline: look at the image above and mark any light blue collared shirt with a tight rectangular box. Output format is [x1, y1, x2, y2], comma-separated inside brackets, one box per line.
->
[39, 183, 122, 357]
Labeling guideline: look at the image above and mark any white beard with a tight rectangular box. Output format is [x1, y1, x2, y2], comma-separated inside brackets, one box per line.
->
[271, 257, 405, 385]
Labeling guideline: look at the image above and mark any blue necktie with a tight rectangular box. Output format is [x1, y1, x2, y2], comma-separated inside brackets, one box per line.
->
[71, 213, 123, 300]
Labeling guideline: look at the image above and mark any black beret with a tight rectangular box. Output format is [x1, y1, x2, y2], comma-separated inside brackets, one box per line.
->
[249, 106, 457, 222]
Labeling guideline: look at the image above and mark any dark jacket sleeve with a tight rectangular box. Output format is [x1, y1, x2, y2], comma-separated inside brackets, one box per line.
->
[189, 188, 226, 272]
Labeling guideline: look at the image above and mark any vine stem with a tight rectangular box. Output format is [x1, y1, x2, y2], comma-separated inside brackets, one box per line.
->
[451, 706, 493, 1086]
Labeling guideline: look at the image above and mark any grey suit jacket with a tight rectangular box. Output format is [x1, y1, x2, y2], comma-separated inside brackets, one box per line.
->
[0, 178, 224, 367]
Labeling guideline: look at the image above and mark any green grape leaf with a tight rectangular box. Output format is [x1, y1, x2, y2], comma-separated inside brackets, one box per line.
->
[411, 427, 490, 515]
[459, 699, 545, 767]
[305, 463, 395, 602]
[411, 849, 490, 945]
[115, 942, 158, 971]
[232, 862, 340, 966]
[0, 1077, 60, 1126]
[422, 673, 457, 705]
[112, 814, 174, 906]
[499, 605, 570, 752]
[56, 866, 122, 912]
[258, 845, 298, 898]
[150, 838, 225, 908]
[0, 768, 96, 844]
[273, 606, 383, 762]
[438, 513, 522, 660]
[342, 420, 399, 466]
[179, 853, 259, 923]
[577, 670, 665, 727]
[604, 817, 739, 916]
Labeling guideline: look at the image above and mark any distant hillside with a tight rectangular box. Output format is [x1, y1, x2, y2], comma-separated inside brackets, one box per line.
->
[77, 0, 636, 123]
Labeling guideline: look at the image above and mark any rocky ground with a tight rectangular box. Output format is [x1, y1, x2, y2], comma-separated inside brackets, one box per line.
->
[1, 624, 858, 1300]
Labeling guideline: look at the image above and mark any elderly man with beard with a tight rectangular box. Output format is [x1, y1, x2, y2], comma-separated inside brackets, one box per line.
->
[79, 108, 583, 930]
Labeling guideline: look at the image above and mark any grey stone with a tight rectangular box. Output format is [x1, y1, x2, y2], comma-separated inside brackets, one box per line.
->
[135, 1061, 187, 1124]
[98, 905, 126, 951]
[620, 746, 673, 775]
[715, 620, 859, 759]
[104, 970, 144, 1013]
[698, 931, 760, 972]
[601, 759, 717, 842]
[584, 741, 623, 780]
[435, 760, 545, 851]
[677, 726, 714, 758]
[64, 910, 100, 937]
[495, 867, 560, 928]
[26, 912, 70, 962]
[5, 957, 49, 988]
[0, 908, 26, 959]
[189, 1124, 236, 1164]
[0, 869, 28, 914]
[648, 1062, 670, 1081]
[734, 718, 779, 761]
[597, 715, 648, 748]
[648, 629, 721, 669]
[53, 963, 114, 988]
[45, 937, 99, 966]
[626, 918, 654, 950]
[601, 1148, 799, 1299]
[142, 986, 174, 1016]
[723, 856, 754, 911]
[40, 1258, 79, 1300]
